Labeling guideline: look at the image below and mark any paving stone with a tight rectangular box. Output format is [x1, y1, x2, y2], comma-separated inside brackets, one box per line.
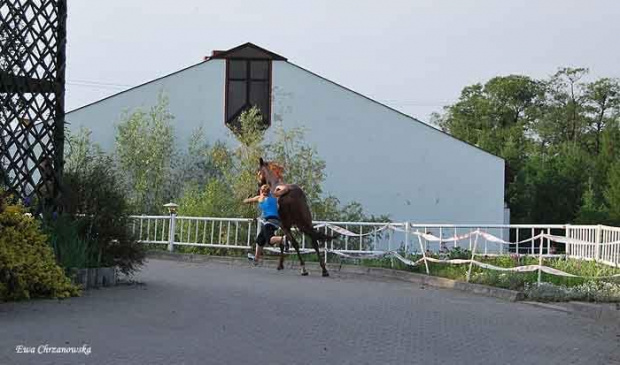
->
[1, 259, 619, 365]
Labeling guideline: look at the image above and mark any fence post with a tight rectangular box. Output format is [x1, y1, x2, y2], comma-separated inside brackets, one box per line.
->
[537, 235, 543, 286]
[164, 203, 179, 252]
[466, 231, 479, 283]
[416, 230, 430, 275]
[405, 222, 410, 255]
[595, 224, 602, 262]
[324, 239, 328, 266]
[564, 224, 570, 258]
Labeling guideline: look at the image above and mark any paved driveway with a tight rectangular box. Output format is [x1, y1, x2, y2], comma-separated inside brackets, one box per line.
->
[1, 259, 619, 365]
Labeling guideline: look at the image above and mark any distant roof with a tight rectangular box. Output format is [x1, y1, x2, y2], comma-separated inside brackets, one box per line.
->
[207, 42, 287, 61]
[66, 42, 502, 162]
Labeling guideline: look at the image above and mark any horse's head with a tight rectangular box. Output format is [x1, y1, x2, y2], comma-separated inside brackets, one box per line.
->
[257, 158, 284, 187]
[257, 158, 268, 186]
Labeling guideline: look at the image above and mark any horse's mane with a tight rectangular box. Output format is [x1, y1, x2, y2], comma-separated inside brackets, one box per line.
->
[267, 162, 285, 180]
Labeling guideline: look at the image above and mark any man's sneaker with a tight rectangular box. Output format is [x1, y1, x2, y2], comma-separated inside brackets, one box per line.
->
[247, 253, 255, 261]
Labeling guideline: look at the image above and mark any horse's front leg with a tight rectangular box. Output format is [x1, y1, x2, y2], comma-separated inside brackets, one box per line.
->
[282, 228, 308, 276]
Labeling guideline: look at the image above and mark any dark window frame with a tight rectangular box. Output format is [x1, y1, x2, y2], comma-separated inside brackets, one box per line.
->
[224, 58, 272, 130]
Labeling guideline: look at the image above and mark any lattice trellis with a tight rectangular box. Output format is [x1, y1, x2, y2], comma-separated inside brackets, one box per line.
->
[0, 0, 66, 207]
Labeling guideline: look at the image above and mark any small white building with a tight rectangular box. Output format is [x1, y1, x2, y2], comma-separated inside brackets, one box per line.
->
[66, 43, 505, 224]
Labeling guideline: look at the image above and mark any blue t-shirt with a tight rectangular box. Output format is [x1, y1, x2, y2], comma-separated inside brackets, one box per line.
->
[258, 195, 279, 219]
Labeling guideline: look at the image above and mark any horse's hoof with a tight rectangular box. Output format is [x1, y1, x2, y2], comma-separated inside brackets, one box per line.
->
[322, 271, 330, 277]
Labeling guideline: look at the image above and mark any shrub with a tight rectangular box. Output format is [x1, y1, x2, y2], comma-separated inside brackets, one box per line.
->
[447, 246, 471, 260]
[0, 201, 80, 301]
[63, 130, 146, 274]
[42, 213, 95, 270]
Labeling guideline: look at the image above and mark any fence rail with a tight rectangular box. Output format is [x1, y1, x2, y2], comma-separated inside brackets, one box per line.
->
[129, 215, 620, 269]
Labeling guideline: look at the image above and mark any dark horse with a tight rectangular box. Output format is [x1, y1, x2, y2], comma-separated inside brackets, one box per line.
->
[258, 158, 332, 277]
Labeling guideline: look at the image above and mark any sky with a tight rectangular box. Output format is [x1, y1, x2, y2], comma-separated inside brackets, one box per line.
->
[65, 0, 620, 123]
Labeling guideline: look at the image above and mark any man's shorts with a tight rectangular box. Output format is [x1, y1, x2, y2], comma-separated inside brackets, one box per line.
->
[256, 218, 280, 247]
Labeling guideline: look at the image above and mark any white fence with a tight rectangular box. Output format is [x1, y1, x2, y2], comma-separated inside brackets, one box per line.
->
[566, 225, 620, 266]
[130, 215, 620, 269]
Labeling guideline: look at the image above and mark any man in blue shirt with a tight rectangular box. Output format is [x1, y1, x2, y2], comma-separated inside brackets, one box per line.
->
[243, 184, 287, 264]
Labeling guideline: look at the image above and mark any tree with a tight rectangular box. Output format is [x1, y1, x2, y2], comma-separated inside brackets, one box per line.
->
[583, 78, 620, 154]
[575, 179, 608, 224]
[510, 143, 589, 223]
[436, 75, 540, 154]
[115, 93, 175, 213]
[435, 75, 541, 210]
[227, 107, 267, 217]
[434, 68, 620, 225]
[180, 107, 267, 218]
[168, 127, 222, 200]
[605, 162, 620, 225]
[178, 107, 385, 222]
[534, 68, 589, 147]
[267, 124, 326, 209]
[589, 118, 620, 203]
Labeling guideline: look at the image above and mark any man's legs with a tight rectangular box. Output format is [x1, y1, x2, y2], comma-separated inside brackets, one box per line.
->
[269, 236, 283, 245]
[249, 225, 267, 264]
[255, 244, 263, 263]
[250, 225, 289, 263]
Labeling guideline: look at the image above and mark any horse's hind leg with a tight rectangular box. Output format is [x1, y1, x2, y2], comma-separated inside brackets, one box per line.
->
[311, 237, 329, 277]
[283, 228, 308, 276]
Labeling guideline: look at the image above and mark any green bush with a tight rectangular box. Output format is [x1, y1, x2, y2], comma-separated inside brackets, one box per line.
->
[0, 202, 80, 301]
[63, 130, 146, 274]
[42, 213, 96, 270]
[61, 157, 145, 274]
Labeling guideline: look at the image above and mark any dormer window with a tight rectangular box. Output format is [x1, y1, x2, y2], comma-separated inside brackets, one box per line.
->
[226, 59, 271, 130]
[210, 43, 286, 131]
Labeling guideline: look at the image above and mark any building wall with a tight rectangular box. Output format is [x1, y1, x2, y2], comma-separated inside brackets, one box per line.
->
[66, 59, 505, 224]
[66, 60, 236, 151]
[270, 62, 504, 224]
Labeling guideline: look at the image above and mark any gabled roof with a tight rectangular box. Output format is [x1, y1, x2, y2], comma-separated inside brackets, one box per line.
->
[66, 42, 501, 162]
[208, 42, 287, 61]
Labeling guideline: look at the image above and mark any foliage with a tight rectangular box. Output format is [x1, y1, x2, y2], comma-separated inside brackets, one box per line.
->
[446, 246, 471, 260]
[0, 200, 80, 301]
[178, 108, 266, 219]
[169, 128, 221, 199]
[115, 93, 175, 214]
[178, 107, 384, 223]
[42, 213, 93, 270]
[575, 180, 609, 224]
[63, 129, 145, 274]
[604, 161, 620, 225]
[358, 249, 620, 298]
[179, 179, 237, 217]
[524, 281, 620, 302]
[510, 143, 589, 223]
[434, 68, 620, 225]
[267, 124, 326, 206]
